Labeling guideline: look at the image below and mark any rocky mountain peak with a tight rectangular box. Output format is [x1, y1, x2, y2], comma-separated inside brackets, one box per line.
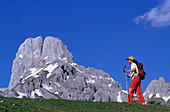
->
[9, 36, 73, 90]
[159, 77, 166, 82]
[144, 77, 170, 102]
[5, 36, 126, 102]
[41, 36, 73, 64]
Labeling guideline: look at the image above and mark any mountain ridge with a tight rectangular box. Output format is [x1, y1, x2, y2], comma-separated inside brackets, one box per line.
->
[0, 36, 169, 106]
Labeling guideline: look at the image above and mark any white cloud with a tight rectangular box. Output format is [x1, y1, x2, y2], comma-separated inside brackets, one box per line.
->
[134, 0, 170, 28]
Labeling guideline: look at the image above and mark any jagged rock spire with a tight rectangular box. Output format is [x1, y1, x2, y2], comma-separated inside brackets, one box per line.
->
[144, 77, 170, 102]
[9, 36, 73, 90]
[5, 36, 124, 103]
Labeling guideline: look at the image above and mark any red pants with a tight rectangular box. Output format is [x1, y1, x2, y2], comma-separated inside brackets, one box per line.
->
[128, 76, 145, 104]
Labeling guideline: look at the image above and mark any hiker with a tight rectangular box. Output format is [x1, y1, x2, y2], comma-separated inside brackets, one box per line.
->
[124, 56, 145, 104]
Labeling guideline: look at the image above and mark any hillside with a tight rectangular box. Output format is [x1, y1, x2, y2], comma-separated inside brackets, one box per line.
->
[0, 96, 169, 112]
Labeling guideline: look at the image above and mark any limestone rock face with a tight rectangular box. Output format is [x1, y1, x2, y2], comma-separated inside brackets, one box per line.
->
[40, 36, 74, 64]
[4, 36, 127, 102]
[3, 37, 170, 105]
[144, 77, 170, 103]
[9, 36, 73, 90]
[9, 37, 43, 90]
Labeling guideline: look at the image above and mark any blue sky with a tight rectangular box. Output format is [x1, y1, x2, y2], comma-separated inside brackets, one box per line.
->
[0, 0, 170, 93]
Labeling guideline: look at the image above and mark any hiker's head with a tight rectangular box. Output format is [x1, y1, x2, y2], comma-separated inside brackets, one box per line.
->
[126, 56, 134, 64]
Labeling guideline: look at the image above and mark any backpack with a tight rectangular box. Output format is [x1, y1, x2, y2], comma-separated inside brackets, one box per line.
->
[137, 62, 146, 80]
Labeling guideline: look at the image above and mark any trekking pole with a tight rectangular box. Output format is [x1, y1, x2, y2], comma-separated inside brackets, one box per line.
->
[123, 66, 128, 92]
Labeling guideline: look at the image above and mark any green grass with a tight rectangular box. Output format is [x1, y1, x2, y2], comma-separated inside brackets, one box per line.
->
[0, 96, 169, 112]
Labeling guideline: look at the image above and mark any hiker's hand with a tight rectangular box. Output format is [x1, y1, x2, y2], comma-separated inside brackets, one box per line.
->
[124, 69, 127, 72]
[126, 73, 129, 76]
[126, 73, 130, 78]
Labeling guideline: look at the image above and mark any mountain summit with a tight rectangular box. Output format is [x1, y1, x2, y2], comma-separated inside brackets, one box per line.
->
[9, 36, 73, 90]
[2, 36, 127, 102]
[144, 77, 170, 102]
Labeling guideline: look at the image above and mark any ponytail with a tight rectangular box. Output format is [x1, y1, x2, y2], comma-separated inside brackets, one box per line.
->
[132, 59, 139, 68]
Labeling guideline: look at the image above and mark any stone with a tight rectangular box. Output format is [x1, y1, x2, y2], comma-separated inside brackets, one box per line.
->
[3, 36, 126, 103]
[144, 77, 170, 104]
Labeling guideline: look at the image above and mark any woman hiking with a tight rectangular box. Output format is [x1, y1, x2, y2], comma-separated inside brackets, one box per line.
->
[124, 56, 145, 104]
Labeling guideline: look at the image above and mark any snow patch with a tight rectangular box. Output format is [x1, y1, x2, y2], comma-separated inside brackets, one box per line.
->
[162, 95, 170, 102]
[60, 57, 68, 63]
[42, 84, 60, 95]
[54, 92, 59, 94]
[58, 57, 61, 60]
[105, 78, 111, 80]
[86, 78, 95, 84]
[105, 77, 115, 82]
[19, 62, 22, 65]
[55, 82, 61, 87]
[75, 67, 84, 73]
[108, 83, 112, 87]
[31, 91, 35, 98]
[91, 75, 97, 78]
[121, 90, 128, 94]
[67, 62, 85, 74]
[111, 78, 115, 82]
[43, 63, 59, 78]
[67, 75, 70, 80]
[99, 76, 103, 79]
[69, 64, 85, 73]
[30, 89, 44, 98]
[29, 68, 38, 74]
[63, 57, 67, 61]
[19, 54, 23, 59]
[148, 94, 153, 98]
[16, 91, 27, 98]
[147, 93, 169, 102]
[156, 93, 160, 98]
[117, 91, 122, 102]
[43, 84, 53, 92]
[20, 76, 23, 79]
[22, 67, 44, 82]
[35, 89, 43, 97]
[70, 63, 77, 66]
[44, 56, 48, 60]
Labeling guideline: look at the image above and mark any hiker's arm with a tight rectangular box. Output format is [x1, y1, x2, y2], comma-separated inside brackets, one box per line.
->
[126, 73, 131, 77]
[124, 68, 136, 72]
